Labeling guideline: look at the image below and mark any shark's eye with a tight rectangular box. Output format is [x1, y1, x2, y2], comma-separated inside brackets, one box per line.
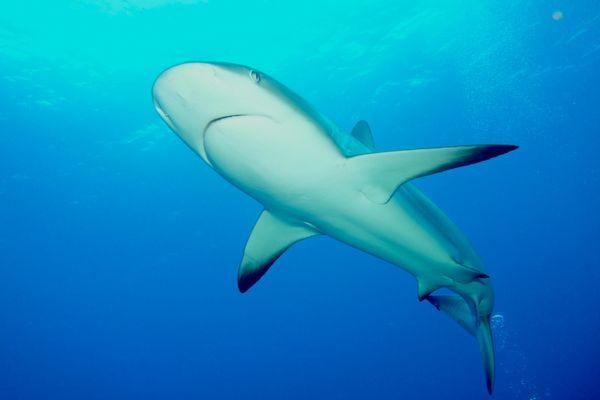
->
[249, 70, 261, 83]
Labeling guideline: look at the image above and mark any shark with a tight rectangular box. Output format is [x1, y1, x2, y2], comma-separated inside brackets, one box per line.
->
[152, 62, 517, 394]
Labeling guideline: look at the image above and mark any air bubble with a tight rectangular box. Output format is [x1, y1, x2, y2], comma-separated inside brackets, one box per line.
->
[552, 10, 563, 21]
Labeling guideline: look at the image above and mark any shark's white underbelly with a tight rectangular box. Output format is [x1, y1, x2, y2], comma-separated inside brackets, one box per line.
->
[203, 115, 343, 202]
[204, 115, 476, 286]
[296, 188, 459, 281]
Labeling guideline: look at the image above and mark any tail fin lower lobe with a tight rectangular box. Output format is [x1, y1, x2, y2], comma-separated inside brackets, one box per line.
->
[427, 295, 495, 394]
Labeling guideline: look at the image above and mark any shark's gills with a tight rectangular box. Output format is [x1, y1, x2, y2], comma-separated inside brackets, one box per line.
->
[427, 295, 495, 394]
[238, 210, 318, 293]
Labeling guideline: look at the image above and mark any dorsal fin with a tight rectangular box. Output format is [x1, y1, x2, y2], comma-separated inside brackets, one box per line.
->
[348, 144, 518, 204]
[350, 120, 375, 151]
[238, 210, 318, 293]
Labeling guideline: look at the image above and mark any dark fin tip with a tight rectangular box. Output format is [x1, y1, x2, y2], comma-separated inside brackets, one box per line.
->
[238, 270, 264, 293]
[425, 295, 441, 310]
[237, 258, 278, 294]
[493, 144, 519, 156]
[237, 278, 251, 293]
[237, 270, 262, 293]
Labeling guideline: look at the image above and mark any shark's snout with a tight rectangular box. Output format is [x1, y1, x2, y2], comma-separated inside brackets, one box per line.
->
[152, 63, 218, 111]
[154, 63, 218, 95]
[152, 62, 238, 166]
[153, 63, 216, 133]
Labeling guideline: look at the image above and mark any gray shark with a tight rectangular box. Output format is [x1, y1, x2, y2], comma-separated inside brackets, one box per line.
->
[152, 62, 517, 394]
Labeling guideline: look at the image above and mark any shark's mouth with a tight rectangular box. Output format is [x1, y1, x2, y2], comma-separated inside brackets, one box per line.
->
[154, 98, 180, 134]
[204, 114, 251, 133]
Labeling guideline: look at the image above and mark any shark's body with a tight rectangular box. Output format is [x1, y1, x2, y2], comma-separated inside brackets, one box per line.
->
[152, 62, 517, 394]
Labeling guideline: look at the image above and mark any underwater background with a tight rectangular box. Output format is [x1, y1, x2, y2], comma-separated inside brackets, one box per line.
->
[1, 1, 599, 399]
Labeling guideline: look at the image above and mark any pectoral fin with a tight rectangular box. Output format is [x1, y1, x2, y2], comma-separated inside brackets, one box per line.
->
[238, 210, 318, 293]
[348, 144, 518, 204]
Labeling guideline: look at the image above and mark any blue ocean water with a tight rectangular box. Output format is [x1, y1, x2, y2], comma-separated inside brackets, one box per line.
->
[1, 1, 599, 399]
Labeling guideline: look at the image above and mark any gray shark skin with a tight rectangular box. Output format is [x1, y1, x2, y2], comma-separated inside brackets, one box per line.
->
[152, 62, 517, 394]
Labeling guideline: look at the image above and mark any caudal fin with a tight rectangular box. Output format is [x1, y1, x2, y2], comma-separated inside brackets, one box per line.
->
[427, 295, 496, 394]
[476, 315, 495, 394]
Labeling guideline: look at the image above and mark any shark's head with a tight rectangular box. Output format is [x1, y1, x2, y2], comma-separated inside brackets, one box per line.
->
[153, 62, 306, 165]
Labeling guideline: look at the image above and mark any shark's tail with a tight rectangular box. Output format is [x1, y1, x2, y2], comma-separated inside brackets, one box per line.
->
[427, 295, 495, 394]
[476, 314, 495, 394]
